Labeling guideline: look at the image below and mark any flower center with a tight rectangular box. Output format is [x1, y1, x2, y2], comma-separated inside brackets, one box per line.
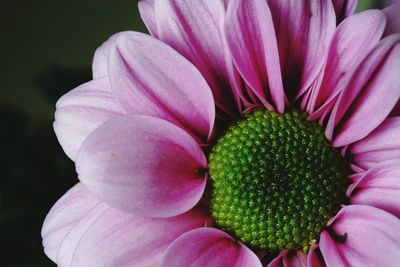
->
[208, 109, 349, 252]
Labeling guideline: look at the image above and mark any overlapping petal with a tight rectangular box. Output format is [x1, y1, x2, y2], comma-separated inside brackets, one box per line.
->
[326, 34, 400, 146]
[225, 0, 285, 113]
[320, 205, 400, 267]
[108, 32, 215, 141]
[383, 3, 400, 36]
[160, 228, 262, 267]
[76, 115, 207, 217]
[331, 0, 358, 23]
[267, 0, 336, 99]
[138, 0, 158, 37]
[54, 77, 125, 160]
[268, 249, 308, 267]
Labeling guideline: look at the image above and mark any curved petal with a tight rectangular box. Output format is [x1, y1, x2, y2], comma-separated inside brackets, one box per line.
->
[307, 10, 386, 117]
[76, 115, 207, 217]
[326, 34, 400, 147]
[41, 184, 100, 262]
[331, 0, 358, 23]
[350, 117, 400, 169]
[109, 32, 215, 141]
[160, 228, 262, 267]
[308, 245, 326, 267]
[268, 249, 308, 267]
[54, 77, 125, 161]
[383, 4, 400, 36]
[155, 0, 240, 117]
[347, 161, 400, 217]
[138, 0, 158, 37]
[225, 0, 285, 113]
[267, 0, 336, 100]
[320, 205, 400, 267]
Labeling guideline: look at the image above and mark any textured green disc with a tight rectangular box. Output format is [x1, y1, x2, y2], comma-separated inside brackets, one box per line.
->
[208, 109, 348, 252]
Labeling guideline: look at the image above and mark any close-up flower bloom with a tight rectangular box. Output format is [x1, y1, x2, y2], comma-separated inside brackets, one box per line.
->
[41, 0, 400, 266]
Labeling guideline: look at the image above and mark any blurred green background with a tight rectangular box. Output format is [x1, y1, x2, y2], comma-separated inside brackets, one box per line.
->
[0, 0, 386, 266]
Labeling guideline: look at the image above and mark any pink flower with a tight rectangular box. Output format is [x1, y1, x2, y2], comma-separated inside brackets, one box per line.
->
[42, 0, 400, 266]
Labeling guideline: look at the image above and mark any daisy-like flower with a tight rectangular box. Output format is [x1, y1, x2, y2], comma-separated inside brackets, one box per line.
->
[42, 0, 400, 266]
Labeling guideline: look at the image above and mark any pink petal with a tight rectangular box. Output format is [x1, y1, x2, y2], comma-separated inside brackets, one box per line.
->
[267, 0, 336, 100]
[268, 249, 308, 267]
[160, 228, 262, 267]
[155, 0, 240, 117]
[331, 0, 358, 23]
[138, 0, 158, 37]
[41, 184, 100, 262]
[326, 34, 400, 146]
[76, 115, 207, 217]
[308, 10, 386, 117]
[109, 32, 215, 141]
[225, 0, 285, 113]
[350, 117, 400, 169]
[383, 4, 400, 36]
[320, 205, 400, 267]
[347, 161, 400, 217]
[308, 245, 326, 267]
[54, 77, 125, 161]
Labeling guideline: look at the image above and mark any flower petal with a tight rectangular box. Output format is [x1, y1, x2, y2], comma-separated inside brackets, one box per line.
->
[350, 117, 400, 169]
[347, 161, 400, 217]
[109, 32, 215, 141]
[320, 205, 400, 267]
[54, 77, 125, 161]
[138, 0, 158, 37]
[267, 0, 336, 99]
[225, 0, 285, 113]
[268, 249, 308, 267]
[41, 184, 99, 262]
[308, 245, 326, 267]
[76, 115, 207, 217]
[383, 4, 400, 36]
[307, 10, 386, 117]
[331, 0, 358, 23]
[160, 228, 262, 267]
[155, 0, 240, 117]
[326, 34, 400, 146]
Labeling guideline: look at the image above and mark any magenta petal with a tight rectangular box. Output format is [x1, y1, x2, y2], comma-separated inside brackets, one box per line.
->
[326, 34, 400, 146]
[350, 117, 400, 169]
[268, 249, 308, 267]
[347, 161, 400, 217]
[383, 4, 400, 36]
[138, 0, 158, 37]
[225, 0, 285, 113]
[76, 115, 207, 217]
[308, 245, 326, 267]
[41, 184, 100, 262]
[331, 0, 358, 23]
[267, 0, 336, 100]
[54, 78, 125, 161]
[320, 205, 400, 267]
[160, 228, 262, 267]
[109, 32, 215, 141]
[308, 10, 386, 117]
[155, 0, 239, 117]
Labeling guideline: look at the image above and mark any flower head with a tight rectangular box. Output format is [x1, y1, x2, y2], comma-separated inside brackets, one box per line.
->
[43, 0, 400, 266]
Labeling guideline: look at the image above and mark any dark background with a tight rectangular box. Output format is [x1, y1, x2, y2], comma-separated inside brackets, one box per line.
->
[0, 1, 386, 266]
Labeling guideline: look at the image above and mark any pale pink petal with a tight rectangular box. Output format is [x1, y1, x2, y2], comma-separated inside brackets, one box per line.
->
[58, 207, 207, 267]
[308, 245, 326, 267]
[155, 0, 240, 117]
[320, 205, 400, 267]
[267, 0, 336, 99]
[326, 34, 400, 146]
[308, 10, 386, 117]
[54, 77, 125, 161]
[76, 115, 207, 217]
[160, 228, 262, 267]
[138, 0, 158, 37]
[109, 32, 215, 141]
[383, 4, 400, 36]
[350, 117, 400, 169]
[225, 0, 285, 113]
[347, 161, 400, 217]
[41, 184, 99, 262]
[331, 0, 358, 23]
[268, 249, 308, 267]
[92, 32, 125, 79]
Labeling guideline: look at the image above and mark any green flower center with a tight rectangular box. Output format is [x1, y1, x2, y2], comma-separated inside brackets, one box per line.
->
[208, 109, 348, 252]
